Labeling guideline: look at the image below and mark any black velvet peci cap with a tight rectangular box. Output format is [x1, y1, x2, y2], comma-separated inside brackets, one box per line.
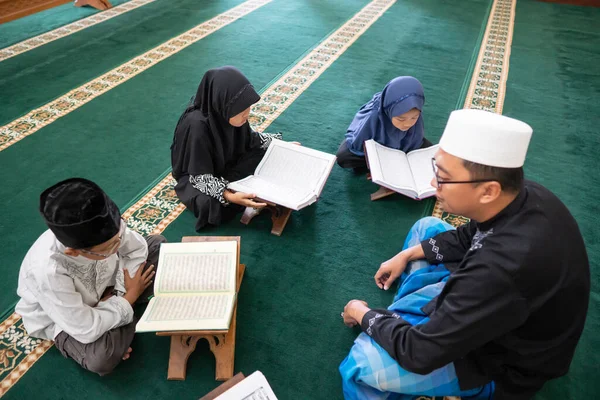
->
[39, 178, 121, 249]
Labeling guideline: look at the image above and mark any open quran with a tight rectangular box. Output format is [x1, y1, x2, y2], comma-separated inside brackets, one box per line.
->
[228, 139, 336, 211]
[365, 139, 439, 200]
[136, 240, 239, 332]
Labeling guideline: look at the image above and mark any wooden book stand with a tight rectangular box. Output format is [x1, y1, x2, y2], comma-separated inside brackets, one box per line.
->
[365, 172, 396, 201]
[364, 145, 396, 201]
[240, 199, 292, 236]
[370, 186, 396, 201]
[156, 236, 244, 381]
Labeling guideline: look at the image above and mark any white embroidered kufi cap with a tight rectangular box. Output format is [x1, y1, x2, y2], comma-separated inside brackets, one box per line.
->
[439, 109, 533, 168]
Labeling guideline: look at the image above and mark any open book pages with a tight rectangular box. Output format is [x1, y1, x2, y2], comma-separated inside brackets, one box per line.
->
[136, 293, 236, 332]
[154, 242, 237, 295]
[136, 241, 238, 332]
[227, 139, 336, 210]
[365, 140, 439, 199]
[215, 371, 278, 400]
[407, 145, 440, 197]
[227, 176, 314, 211]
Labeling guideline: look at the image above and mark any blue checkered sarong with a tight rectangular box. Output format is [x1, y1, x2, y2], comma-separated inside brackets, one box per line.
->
[339, 217, 494, 400]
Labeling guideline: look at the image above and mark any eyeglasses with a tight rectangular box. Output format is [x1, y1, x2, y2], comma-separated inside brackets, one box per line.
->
[431, 158, 496, 189]
[79, 220, 125, 258]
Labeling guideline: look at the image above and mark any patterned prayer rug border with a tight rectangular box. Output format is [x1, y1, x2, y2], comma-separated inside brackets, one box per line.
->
[0, 0, 157, 62]
[0, 0, 397, 394]
[432, 0, 516, 226]
[0, 315, 53, 397]
[0, 0, 273, 153]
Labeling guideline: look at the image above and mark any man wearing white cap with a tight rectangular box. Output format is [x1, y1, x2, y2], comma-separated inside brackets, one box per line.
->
[339, 109, 590, 399]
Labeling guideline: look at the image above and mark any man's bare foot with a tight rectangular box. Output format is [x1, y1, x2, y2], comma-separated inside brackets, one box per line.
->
[122, 347, 133, 360]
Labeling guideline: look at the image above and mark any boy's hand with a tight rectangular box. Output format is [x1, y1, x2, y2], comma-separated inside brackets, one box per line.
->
[123, 263, 155, 305]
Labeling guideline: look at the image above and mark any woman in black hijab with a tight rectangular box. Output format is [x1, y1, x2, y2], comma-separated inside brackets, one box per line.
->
[171, 66, 282, 231]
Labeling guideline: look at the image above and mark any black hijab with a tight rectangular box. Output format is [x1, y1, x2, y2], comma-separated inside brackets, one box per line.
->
[171, 66, 261, 180]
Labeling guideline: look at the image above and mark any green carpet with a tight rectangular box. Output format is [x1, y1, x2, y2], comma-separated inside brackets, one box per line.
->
[1, 0, 491, 398]
[0, 0, 131, 49]
[2, 0, 597, 398]
[0, 0, 254, 125]
[0, 0, 372, 315]
[502, 0, 600, 397]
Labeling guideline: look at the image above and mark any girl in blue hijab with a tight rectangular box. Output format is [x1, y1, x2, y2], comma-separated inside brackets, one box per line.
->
[336, 76, 431, 171]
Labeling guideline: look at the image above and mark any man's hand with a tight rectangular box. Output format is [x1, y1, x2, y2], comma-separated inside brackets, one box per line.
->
[375, 253, 409, 290]
[123, 263, 155, 305]
[224, 191, 267, 208]
[342, 300, 370, 328]
[375, 245, 426, 290]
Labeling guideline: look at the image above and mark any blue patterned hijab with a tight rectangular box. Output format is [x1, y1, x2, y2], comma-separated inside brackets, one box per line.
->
[345, 76, 425, 155]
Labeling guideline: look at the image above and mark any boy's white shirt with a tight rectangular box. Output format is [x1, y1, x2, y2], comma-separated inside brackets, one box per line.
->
[15, 225, 148, 344]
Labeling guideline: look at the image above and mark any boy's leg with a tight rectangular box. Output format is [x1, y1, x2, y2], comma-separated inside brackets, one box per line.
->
[138, 235, 167, 302]
[54, 322, 135, 376]
[145, 235, 166, 268]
